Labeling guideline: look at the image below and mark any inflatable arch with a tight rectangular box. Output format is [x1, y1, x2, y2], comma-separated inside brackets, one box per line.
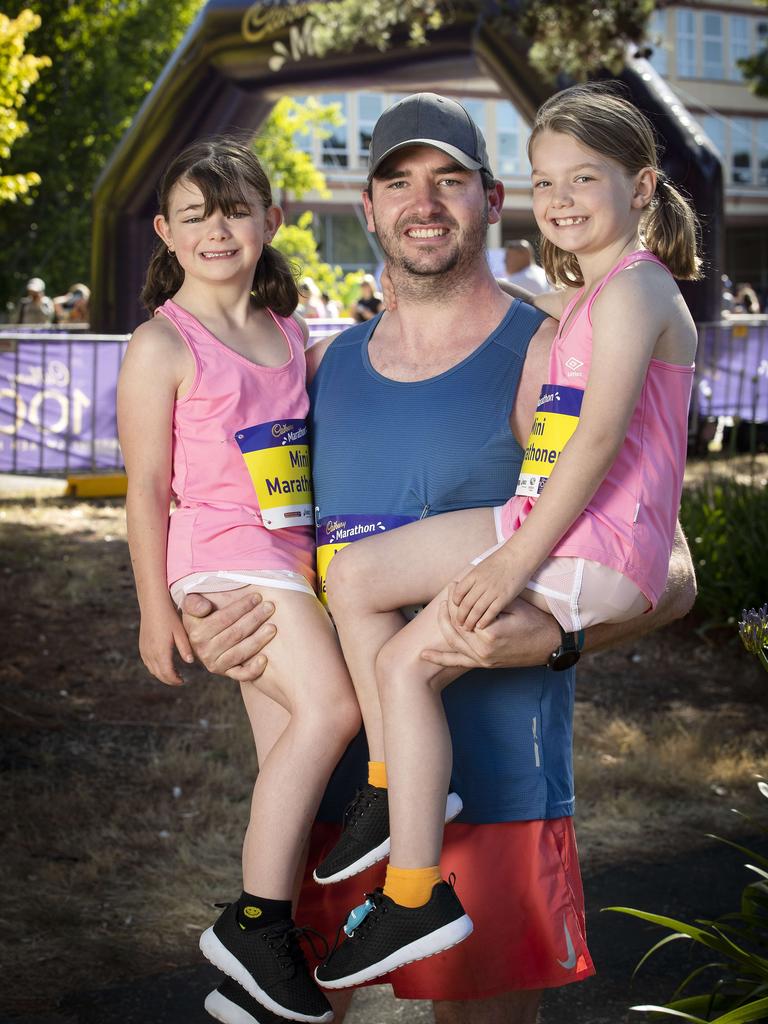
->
[91, 0, 723, 330]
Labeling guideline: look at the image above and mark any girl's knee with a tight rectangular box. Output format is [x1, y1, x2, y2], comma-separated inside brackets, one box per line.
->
[325, 545, 370, 612]
[298, 687, 361, 747]
[375, 633, 433, 699]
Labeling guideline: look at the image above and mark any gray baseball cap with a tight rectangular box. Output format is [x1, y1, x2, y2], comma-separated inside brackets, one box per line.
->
[367, 93, 493, 182]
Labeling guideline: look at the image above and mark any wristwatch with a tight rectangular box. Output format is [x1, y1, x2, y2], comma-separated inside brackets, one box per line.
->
[547, 625, 584, 671]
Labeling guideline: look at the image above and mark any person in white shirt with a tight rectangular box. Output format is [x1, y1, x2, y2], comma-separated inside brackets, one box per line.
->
[503, 240, 552, 292]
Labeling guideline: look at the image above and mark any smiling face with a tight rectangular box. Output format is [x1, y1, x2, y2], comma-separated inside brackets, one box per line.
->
[363, 145, 502, 282]
[530, 130, 654, 261]
[154, 176, 281, 288]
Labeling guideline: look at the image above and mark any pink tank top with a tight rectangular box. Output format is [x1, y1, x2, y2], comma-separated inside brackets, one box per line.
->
[500, 251, 694, 607]
[157, 299, 316, 588]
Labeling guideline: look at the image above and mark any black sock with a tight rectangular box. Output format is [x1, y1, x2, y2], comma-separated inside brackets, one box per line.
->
[235, 891, 292, 930]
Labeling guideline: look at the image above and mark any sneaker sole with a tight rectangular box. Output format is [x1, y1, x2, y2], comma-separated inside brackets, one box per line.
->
[204, 988, 262, 1024]
[313, 792, 464, 886]
[314, 913, 473, 989]
[199, 928, 333, 1024]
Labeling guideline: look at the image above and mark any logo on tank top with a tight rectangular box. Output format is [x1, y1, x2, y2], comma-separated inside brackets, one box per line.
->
[564, 356, 584, 378]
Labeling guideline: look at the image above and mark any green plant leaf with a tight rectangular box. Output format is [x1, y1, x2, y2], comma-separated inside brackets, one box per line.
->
[606, 908, 764, 968]
[630, 1006, 708, 1022]
[707, 835, 768, 872]
[630, 933, 690, 979]
[669, 963, 730, 1001]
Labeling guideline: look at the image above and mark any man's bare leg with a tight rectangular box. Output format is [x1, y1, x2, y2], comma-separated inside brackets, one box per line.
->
[434, 991, 542, 1024]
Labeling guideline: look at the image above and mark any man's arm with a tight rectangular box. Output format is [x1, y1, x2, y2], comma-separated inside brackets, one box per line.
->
[421, 522, 696, 669]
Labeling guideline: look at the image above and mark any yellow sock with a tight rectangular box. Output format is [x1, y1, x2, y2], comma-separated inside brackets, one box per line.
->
[384, 865, 442, 908]
[368, 761, 388, 789]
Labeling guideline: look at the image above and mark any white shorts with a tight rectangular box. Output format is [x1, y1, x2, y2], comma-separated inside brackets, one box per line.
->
[170, 569, 315, 610]
[470, 507, 650, 633]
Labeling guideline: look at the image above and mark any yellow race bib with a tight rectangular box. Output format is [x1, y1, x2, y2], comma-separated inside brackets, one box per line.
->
[315, 513, 415, 605]
[236, 419, 313, 530]
[515, 385, 583, 498]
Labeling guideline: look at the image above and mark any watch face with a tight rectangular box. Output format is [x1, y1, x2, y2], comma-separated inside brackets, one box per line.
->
[549, 649, 580, 671]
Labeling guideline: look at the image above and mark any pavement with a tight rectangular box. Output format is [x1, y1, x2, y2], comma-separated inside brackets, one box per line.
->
[4, 833, 766, 1024]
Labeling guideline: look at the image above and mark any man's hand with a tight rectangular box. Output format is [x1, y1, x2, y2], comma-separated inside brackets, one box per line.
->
[181, 591, 276, 682]
[422, 598, 560, 670]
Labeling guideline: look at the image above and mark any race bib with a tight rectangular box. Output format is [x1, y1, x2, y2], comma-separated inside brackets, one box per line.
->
[315, 513, 415, 605]
[515, 385, 583, 498]
[235, 419, 313, 530]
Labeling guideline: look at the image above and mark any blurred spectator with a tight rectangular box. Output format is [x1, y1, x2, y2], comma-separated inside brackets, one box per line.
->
[721, 274, 735, 315]
[297, 277, 324, 318]
[14, 277, 55, 325]
[503, 240, 552, 292]
[321, 291, 342, 319]
[733, 282, 761, 314]
[54, 283, 91, 324]
[354, 274, 383, 322]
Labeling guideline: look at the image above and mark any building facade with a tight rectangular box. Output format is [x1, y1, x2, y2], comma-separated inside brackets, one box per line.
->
[288, 2, 768, 299]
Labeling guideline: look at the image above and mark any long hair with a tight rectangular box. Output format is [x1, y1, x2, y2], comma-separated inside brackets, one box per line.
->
[528, 84, 702, 287]
[141, 137, 298, 315]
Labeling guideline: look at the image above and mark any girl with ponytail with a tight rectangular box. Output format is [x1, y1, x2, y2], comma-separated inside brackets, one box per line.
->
[118, 137, 360, 1023]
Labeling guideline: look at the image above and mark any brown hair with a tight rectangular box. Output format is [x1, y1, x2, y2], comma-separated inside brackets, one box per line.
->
[141, 137, 298, 315]
[528, 83, 702, 286]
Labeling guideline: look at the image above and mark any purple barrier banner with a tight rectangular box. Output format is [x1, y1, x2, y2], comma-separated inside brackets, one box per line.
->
[693, 321, 768, 422]
[0, 333, 130, 474]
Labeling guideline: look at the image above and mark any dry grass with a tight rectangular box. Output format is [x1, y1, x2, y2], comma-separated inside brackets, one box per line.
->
[1, 492, 767, 1015]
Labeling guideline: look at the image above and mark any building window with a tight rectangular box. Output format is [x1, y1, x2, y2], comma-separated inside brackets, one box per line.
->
[357, 93, 383, 166]
[702, 12, 724, 79]
[729, 16, 750, 81]
[757, 120, 768, 187]
[460, 97, 485, 136]
[497, 101, 525, 177]
[317, 212, 378, 271]
[700, 114, 726, 163]
[676, 9, 697, 77]
[647, 9, 668, 75]
[731, 117, 753, 185]
[321, 93, 348, 168]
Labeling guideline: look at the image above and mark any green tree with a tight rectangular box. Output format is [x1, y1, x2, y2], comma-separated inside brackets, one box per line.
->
[302, 0, 656, 81]
[739, 1, 768, 97]
[255, 97, 368, 312]
[0, 0, 204, 307]
[0, 9, 50, 204]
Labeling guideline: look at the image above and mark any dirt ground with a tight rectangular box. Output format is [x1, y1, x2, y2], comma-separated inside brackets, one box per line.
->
[1, 474, 767, 1022]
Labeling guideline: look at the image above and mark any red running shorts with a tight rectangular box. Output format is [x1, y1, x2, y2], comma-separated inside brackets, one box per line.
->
[297, 816, 595, 1000]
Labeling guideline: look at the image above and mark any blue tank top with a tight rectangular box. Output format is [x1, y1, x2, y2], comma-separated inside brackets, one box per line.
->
[310, 300, 575, 823]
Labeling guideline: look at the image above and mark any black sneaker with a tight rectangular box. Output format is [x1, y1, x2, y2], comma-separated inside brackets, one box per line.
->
[313, 785, 463, 885]
[205, 977, 288, 1023]
[199, 902, 333, 1023]
[314, 877, 473, 988]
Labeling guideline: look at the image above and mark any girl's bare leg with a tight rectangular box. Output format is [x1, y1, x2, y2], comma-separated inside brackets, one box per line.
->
[326, 508, 498, 764]
[203, 585, 361, 898]
[375, 583, 473, 869]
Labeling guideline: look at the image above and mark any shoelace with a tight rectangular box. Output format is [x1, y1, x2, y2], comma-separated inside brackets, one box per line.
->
[262, 920, 330, 972]
[213, 903, 329, 971]
[342, 785, 384, 830]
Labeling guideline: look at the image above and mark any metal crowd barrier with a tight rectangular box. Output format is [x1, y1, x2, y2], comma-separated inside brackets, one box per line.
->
[1, 317, 765, 477]
[0, 320, 354, 476]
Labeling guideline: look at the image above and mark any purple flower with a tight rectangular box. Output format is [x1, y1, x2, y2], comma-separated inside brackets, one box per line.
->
[739, 604, 768, 672]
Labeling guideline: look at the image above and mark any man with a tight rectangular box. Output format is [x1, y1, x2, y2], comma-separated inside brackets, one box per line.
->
[14, 277, 55, 325]
[503, 239, 551, 293]
[183, 94, 695, 1024]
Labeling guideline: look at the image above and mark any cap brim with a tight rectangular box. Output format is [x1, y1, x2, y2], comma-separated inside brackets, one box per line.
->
[368, 139, 483, 181]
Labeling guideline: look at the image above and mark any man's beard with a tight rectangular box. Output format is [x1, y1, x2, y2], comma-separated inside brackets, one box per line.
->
[373, 202, 489, 297]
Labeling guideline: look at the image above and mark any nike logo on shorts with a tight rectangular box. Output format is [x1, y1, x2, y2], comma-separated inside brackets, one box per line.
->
[557, 917, 577, 970]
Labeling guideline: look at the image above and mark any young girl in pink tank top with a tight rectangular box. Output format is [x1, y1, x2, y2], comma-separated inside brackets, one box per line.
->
[117, 138, 360, 1023]
[310, 86, 700, 986]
